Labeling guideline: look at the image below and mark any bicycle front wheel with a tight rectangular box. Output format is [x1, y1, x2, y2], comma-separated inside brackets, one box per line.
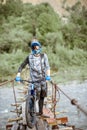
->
[25, 95, 36, 128]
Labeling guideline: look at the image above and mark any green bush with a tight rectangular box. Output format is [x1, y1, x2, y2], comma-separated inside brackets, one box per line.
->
[0, 50, 27, 80]
[44, 32, 64, 48]
[0, 0, 23, 19]
[0, 2, 62, 53]
[0, 17, 33, 53]
[22, 3, 61, 41]
[62, 2, 87, 50]
[0, 2, 87, 81]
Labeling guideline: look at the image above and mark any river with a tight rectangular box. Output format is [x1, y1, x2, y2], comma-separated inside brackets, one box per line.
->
[0, 80, 87, 130]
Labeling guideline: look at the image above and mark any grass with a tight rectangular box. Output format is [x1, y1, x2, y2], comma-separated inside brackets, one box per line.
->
[52, 65, 87, 84]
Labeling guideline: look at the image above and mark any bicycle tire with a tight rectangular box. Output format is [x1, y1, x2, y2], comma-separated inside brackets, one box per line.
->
[25, 95, 36, 128]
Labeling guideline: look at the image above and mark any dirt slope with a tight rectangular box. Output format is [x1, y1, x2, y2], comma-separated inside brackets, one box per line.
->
[22, 0, 87, 16]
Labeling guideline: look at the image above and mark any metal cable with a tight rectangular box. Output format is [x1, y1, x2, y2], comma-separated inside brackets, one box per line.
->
[51, 81, 72, 101]
[50, 80, 87, 116]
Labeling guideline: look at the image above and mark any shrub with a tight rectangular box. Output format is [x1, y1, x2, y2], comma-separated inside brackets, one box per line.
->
[0, 50, 28, 79]
[62, 2, 87, 51]
[0, 0, 23, 18]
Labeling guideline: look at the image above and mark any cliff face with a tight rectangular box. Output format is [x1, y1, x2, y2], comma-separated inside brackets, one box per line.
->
[22, 0, 87, 16]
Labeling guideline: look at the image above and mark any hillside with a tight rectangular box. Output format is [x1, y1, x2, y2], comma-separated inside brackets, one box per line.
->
[22, 0, 87, 16]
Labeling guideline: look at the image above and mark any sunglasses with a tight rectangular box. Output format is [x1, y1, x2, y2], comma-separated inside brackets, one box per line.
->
[32, 46, 39, 50]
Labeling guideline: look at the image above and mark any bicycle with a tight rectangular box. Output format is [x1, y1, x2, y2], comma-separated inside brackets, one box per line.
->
[20, 78, 45, 129]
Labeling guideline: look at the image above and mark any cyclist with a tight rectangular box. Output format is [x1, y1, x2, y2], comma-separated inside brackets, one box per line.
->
[16, 39, 51, 115]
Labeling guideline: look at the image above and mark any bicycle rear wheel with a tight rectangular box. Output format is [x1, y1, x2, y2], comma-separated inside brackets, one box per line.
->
[25, 95, 36, 128]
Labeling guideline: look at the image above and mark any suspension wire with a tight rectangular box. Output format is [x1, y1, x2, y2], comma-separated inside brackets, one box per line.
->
[51, 81, 72, 101]
[56, 85, 72, 101]
[50, 80, 87, 116]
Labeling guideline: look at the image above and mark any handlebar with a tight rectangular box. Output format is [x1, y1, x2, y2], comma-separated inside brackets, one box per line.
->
[20, 78, 46, 84]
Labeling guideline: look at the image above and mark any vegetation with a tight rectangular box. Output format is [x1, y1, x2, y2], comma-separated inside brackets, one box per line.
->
[0, 1, 87, 82]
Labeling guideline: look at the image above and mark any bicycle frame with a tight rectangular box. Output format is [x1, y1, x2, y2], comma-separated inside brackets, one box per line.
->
[20, 78, 45, 128]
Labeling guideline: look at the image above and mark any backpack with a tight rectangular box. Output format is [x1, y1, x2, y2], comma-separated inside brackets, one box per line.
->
[40, 53, 45, 68]
[40, 53, 45, 75]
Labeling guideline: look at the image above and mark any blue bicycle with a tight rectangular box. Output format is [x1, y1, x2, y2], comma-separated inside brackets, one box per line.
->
[20, 79, 44, 129]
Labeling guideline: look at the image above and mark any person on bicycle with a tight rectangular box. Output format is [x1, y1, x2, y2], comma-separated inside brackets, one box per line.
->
[16, 39, 51, 115]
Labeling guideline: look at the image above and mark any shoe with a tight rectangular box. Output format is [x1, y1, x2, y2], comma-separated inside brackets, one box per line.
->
[36, 112, 43, 116]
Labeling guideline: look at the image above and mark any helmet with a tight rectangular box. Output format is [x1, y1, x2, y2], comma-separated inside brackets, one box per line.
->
[31, 41, 41, 48]
[31, 40, 42, 54]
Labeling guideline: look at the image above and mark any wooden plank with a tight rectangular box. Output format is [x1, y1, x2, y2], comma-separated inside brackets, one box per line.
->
[43, 108, 68, 126]
[43, 108, 54, 118]
[56, 117, 68, 124]
[59, 127, 73, 130]
[43, 108, 57, 125]
[11, 103, 21, 107]
[8, 117, 22, 122]
[10, 109, 21, 114]
[46, 118, 57, 125]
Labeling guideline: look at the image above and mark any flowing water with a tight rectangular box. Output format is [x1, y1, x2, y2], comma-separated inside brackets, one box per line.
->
[0, 80, 87, 130]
